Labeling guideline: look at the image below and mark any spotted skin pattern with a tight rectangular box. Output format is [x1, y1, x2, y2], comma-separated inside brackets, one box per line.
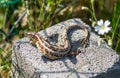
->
[26, 25, 89, 60]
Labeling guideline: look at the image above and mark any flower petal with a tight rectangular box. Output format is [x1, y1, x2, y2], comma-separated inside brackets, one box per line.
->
[97, 19, 103, 26]
[104, 20, 111, 27]
[104, 27, 111, 33]
[94, 26, 100, 31]
[98, 30, 104, 35]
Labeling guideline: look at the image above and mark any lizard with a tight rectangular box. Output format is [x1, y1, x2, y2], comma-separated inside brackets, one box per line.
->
[26, 24, 89, 60]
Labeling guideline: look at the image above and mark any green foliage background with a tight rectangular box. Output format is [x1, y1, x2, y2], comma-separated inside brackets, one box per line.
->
[0, 0, 120, 78]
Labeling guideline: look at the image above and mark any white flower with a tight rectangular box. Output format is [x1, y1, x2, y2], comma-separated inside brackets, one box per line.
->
[81, 6, 88, 10]
[94, 19, 111, 35]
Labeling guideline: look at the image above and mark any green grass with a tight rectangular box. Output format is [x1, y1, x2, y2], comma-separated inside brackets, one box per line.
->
[111, 2, 120, 53]
[90, 0, 120, 52]
[0, 0, 120, 78]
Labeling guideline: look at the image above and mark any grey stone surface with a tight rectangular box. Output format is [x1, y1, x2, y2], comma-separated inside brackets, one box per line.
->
[12, 18, 120, 78]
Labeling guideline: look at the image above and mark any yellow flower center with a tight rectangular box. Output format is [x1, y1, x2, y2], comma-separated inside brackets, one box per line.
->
[101, 26, 106, 30]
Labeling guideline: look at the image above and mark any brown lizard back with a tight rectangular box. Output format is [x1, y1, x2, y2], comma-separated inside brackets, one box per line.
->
[26, 24, 89, 60]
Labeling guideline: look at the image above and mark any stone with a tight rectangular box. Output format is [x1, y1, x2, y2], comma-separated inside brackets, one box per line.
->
[12, 18, 120, 78]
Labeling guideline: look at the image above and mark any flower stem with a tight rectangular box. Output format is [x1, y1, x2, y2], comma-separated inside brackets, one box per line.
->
[90, 0, 97, 22]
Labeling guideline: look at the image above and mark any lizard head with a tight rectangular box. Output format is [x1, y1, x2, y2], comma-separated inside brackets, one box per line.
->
[25, 31, 38, 42]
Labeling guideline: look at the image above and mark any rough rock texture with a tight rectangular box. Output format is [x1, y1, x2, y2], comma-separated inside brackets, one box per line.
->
[12, 18, 120, 78]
